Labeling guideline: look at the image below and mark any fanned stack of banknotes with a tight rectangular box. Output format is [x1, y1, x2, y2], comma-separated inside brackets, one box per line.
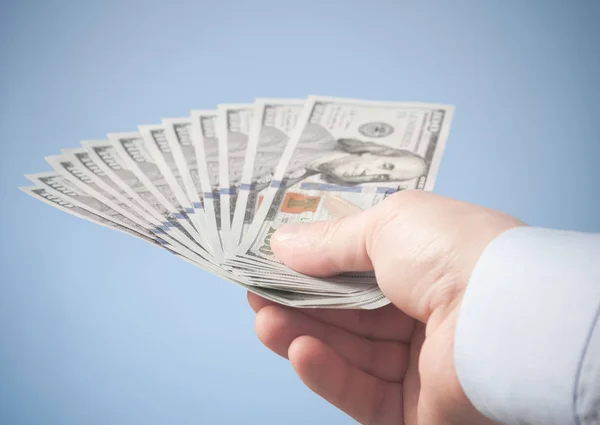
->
[22, 96, 454, 309]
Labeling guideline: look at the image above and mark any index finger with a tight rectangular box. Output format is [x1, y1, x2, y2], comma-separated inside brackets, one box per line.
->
[248, 292, 414, 342]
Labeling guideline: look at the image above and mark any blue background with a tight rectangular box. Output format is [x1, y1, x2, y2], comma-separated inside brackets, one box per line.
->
[1, 0, 599, 424]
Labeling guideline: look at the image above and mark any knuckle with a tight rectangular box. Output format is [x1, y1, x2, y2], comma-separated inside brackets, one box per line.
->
[366, 202, 404, 259]
[318, 216, 355, 272]
[320, 216, 349, 255]
[321, 216, 347, 243]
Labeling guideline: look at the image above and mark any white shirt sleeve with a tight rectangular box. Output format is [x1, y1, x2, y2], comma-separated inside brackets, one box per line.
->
[454, 227, 600, 425]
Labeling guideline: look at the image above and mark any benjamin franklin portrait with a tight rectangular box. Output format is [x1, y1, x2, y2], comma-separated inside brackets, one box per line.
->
[277, 138, 426, 189]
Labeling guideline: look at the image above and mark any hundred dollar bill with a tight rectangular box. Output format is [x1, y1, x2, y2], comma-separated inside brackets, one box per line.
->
[189, 110, 223, 255]
[216, 103, 255, 252]
[237, 96, 455, 277]
[21, 185, 164, 247]
[136, 125, 213, 253]
[293, 287, 390, 309]
[174, 255, 325, 307]
[45, 154, 154, 231]
[80, 140, 212, 260]
[107, 132, 210, 251]
[60, 147, 189, 243]
[62, 147, 145, 207]
[45, 152, 209, 263]
[20, 185, 229, 275]
[25, 172, 161, 242]
[229, 99, 304, 254]
[161, 117, 223, 259]
[235, 269, 375, 295]
[238, 282, 388, 309]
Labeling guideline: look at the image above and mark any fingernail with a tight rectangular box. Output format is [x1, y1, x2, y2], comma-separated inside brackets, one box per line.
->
[272, 223, 304, 244]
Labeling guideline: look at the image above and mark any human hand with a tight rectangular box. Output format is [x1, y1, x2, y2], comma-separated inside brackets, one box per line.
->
[248, 190, 524, 424]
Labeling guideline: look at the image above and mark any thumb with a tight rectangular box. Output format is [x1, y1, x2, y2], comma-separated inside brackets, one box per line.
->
[271, 211, 376, 278]
[271, 191, 470, 322]
[271, 196, 434, 318]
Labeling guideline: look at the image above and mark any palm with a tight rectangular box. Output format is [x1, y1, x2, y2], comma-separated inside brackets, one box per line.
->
[247, 191, 520, 424]
[249, 293, 436, 424]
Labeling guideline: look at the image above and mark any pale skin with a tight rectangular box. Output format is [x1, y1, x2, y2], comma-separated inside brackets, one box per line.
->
[248, 190, 525, 425]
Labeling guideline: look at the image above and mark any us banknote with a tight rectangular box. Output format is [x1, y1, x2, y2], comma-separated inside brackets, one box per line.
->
[44, 152, 218, 266]
[161, 117, 224, 259]
[25, 172, 163, 243]
[45, 153, 153, 231]
[217, 104, 255, 252]
[21, 185, 163, 247]
[60, 147, 187, 244]
[236, 96, 454, 279]
[189, 110, 224, 257]
[228, 99, 304, 255]
[135, 125, 216, 256]
[80, 140, 212, 260]
[107, 132, 210, 249]
[21, 184, 248, 278]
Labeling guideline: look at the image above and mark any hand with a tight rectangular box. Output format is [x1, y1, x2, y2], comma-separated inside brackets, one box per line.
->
[248, 190, 524, 425]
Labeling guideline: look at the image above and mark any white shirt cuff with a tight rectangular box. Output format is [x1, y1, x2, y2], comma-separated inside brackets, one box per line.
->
[454, 227, 600, 425]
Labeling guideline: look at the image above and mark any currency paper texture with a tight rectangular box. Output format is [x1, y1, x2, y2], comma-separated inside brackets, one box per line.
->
[217, 104, 255, 252]
[229, 99, 303, 254]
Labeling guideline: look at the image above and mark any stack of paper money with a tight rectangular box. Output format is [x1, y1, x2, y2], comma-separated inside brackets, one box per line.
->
[21, 96, 454, 309]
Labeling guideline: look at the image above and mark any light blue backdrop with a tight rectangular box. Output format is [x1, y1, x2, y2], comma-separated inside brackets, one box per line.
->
[1, 0, 599, 424]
